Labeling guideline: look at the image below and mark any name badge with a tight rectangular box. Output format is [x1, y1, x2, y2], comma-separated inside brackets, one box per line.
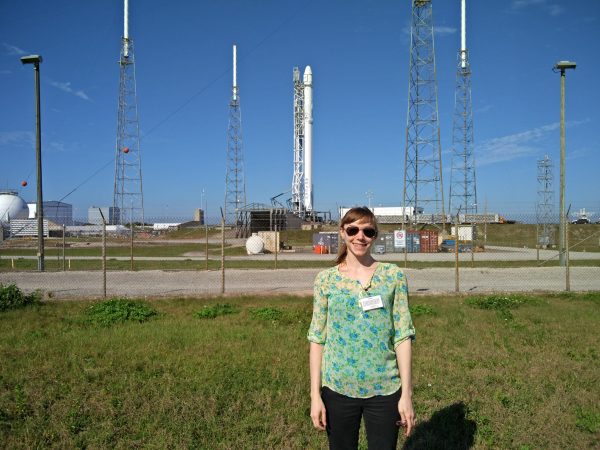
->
[359, 295, 384, 311]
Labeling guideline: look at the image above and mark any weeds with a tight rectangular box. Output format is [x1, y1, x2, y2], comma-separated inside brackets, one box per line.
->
[0, 283, 40, 312]
[465, 294, 531, 310]
[249, 307, 283, 322]
[195, 303, 237, 319]
[86, 298, 157, 326]
[575, 407, 600, 433]
[410, 304, 435, 316]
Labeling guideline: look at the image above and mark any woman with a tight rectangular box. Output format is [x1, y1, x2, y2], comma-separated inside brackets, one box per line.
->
[308, 206, 416, 450]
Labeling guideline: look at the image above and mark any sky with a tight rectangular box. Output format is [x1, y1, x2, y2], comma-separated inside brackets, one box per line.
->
[1, 0, 599, 222]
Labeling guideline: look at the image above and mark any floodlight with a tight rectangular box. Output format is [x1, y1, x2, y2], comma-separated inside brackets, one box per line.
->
[554, 61, 576, 70]
[20, 55, 43, 65]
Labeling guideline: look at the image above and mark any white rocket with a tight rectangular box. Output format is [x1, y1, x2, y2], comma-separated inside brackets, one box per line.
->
[303, 66, 313, 212]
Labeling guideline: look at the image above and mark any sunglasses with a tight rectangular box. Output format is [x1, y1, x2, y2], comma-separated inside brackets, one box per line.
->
[344, 226, 377, 238]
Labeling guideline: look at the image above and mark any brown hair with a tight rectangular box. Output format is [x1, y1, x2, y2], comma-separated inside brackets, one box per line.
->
[335, 206, 378, 265]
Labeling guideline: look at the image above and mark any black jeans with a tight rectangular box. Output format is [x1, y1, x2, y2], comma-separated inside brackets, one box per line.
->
[321, 386, 401, 450]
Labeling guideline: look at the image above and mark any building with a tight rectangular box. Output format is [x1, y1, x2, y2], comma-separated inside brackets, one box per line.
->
[28, 201, 73, 225]
[339, 206, 424, 224]
[193, 208, 205, 225]
[88, 206, 120, 225]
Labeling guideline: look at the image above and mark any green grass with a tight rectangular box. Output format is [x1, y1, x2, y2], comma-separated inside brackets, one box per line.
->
[1, 293, 599, 448]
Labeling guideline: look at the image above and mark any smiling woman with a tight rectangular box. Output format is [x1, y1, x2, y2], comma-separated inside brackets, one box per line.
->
[308, 206, 416, 450]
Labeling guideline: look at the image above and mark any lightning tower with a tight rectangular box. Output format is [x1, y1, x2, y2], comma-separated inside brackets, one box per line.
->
[536, 155, 555, 248]
[291, 67, 305, 217]
[224, 44, 246, 229]
[403, 0, 445, 224]
[114, 0, 144, 225]
[449, 0, 477, 215]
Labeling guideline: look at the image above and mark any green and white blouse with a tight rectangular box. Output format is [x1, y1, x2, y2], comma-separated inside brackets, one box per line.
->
[308, 263, 415, 398]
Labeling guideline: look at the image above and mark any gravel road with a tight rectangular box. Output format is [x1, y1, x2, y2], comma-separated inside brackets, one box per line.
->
[1, 266, 598, 299]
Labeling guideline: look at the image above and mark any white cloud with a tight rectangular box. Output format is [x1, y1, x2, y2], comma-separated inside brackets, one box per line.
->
[476, 123, 559, 166]
[48, 79, 91, 101]
[434, 26, 457, 36]
[511, 0, 564, 16]
[476, 120, 589, 166]
[0, 131, 34, 147]
[2, 42, 27, 56]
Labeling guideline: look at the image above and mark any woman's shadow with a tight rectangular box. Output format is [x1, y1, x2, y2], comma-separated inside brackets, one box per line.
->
[403, 402, 476, 450]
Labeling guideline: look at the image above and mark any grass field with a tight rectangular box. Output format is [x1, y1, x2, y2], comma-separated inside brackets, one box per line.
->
[1, 293, 599, 449]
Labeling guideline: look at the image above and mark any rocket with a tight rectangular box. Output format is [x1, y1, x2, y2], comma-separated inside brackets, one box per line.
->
[303, 66, 313, 212]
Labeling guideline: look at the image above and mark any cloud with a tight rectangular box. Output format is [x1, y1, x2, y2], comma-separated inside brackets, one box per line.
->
[476, 120, 589, 166]
[435, 26, 457, 36]
[511, 0, 564, 16]
[476, 123, 559, 166]
[2, 42, 27, 56]
[0, 131, 34, 147]
[0, 69, 11, 75]
[48, 79, 91, 101]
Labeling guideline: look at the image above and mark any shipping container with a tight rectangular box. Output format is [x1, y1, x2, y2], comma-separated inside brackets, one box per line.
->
[406, 231, 421, 253]
[419, 230, 439, 253]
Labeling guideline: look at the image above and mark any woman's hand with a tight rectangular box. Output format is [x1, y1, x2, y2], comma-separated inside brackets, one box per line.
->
[398, 393, 415, 437]
[310, 395, 327, 431]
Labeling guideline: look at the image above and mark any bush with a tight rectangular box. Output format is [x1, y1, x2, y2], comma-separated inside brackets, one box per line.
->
[195, 303, 237, 319]
[0, 284, 40, 312]
[86, 298, 157, 327]
[249, 307, 283, 322]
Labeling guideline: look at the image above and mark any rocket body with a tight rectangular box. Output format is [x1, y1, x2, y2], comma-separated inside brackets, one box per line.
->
[303, 66, 313, 212]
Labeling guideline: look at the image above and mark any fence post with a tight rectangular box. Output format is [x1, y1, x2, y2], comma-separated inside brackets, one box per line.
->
[98, 208, 107, 299]
[220, 208, 225, 295]
[454, 213, 460, 293]
[536, 224, 540, 263]
[565, 218, 570, 292]
[62, 224, 66, 271]
[274, 224, 278, 270]
[470, 223, 475, 268]
[205, 222, 209, 271]
[130, 221, 134, 271]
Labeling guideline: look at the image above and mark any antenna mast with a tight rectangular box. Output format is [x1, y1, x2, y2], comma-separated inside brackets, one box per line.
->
[449, 0, 477, 215]
[224, 44, 246, 234]
[113, 0, 144, 225]
[403, 0, 445, 225]
[536, 155, 555, 248]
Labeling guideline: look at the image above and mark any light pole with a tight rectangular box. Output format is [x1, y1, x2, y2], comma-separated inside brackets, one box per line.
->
[553, 60, 576, 267]
[21, 54, 45, 272]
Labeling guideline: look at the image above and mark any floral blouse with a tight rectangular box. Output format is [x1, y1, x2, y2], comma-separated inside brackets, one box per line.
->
[307, 263, 415, 398]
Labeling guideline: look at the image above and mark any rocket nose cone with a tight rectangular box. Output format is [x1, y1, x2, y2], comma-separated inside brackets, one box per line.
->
[304, 66, 312, 75]
[303, 66, 313, 84]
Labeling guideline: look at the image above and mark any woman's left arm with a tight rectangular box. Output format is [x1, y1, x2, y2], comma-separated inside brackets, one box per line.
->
[395, 339, 415, 436]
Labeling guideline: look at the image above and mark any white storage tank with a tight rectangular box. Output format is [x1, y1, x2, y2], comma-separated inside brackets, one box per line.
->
[246, 234, 265, 255]
[0, 191, 29, 224]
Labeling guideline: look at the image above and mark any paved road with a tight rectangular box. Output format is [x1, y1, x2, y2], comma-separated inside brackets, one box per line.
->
[1, 266, 598, 299]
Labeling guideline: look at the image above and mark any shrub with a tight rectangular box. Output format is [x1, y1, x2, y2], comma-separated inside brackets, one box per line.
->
[0, 284, 40, 312]
[195, 303, 237, 319]
[86, 298, 157, 326]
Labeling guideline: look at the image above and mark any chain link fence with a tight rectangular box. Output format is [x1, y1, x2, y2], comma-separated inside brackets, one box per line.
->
[1, 212, 599, 298]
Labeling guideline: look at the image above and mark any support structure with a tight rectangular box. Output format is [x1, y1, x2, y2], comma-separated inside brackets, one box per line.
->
[403, 0, 445, 225]
[291, 67, 305, 217]
[536, 155, 555, 248]
[224, 44, 246, 231]
[114, 0, 144, 226]
[449, 0, 477, 215]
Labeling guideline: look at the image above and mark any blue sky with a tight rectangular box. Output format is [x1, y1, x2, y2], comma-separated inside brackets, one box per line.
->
[1, 0, 598, 221]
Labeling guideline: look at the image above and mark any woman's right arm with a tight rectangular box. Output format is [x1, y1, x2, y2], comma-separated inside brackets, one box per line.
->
[309, 342, 326, 431]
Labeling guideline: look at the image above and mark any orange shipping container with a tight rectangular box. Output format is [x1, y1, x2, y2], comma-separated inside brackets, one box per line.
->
[419, 230, 439, 253]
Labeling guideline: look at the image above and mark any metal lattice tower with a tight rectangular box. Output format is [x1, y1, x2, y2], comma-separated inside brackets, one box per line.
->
[536, 155, 555, 247]
[449, 0, 477, 215]
[403, 0, 445, 224]
[224, 44, 246, 229]
[291, 67, 305, 217]
[113, 0, 144, 225]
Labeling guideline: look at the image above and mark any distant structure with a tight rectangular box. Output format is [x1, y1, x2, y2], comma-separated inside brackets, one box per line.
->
[224, 44, 246, 231]
[536, 155, 555, 247]
[449, 0, 477, 215]
[27, 201, 73, 226]
[113, 0, 144, 226]
[403, 0, 445, 224]
[89, 206, 120, 225]
[291, 66, 314, 218]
